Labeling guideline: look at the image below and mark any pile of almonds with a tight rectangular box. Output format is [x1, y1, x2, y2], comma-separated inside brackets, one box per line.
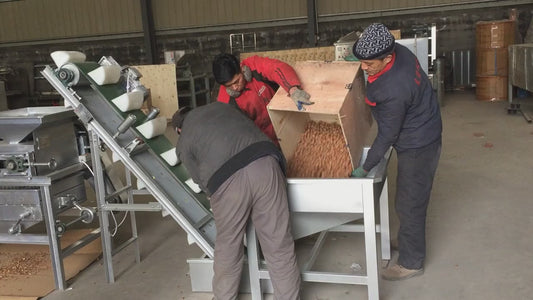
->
[287, 121, 352, 178]
[0, 251, 49, 279]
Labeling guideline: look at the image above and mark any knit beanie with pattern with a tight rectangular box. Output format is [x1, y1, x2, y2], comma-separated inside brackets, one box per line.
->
[353, 23, 395, 60]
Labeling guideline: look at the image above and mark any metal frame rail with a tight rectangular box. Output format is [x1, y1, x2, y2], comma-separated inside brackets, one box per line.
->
[41, 65, 216, 284]
[507, 44, 533, 123]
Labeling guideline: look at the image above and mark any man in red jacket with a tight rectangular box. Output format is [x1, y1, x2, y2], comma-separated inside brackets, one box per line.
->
[212, 53, 313, 145]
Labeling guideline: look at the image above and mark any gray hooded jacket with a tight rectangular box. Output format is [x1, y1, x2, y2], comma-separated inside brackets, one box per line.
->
[176, 102, 285, 196]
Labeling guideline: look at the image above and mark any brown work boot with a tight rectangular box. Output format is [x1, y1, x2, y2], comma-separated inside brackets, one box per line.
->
[382, 263, 424, 281]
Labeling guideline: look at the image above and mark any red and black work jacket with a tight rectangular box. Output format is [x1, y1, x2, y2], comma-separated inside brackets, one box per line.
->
[217, 55, 302, 146]
[363, 44, 442, 171]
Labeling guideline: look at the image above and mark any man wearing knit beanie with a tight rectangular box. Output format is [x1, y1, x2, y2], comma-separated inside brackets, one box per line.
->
[351, 23, 443, 281]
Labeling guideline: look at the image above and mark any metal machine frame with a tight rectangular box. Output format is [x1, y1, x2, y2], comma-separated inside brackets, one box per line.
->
[41, 63, 217, 284]
[0, 164, 100, 290]
[42, 60, 392, 299]
[507, 43, 533, 123]
[187, 148, 391, 300]
[246, 160, 391, 300]
[0, 106, 101, 291]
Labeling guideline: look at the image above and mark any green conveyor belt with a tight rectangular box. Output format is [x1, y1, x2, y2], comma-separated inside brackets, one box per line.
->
[74, 62, 210, 209]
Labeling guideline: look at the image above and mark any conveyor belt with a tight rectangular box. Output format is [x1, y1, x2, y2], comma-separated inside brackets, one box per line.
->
[42, 63, 216, 258]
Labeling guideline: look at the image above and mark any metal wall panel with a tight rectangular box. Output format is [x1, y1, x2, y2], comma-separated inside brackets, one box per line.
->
[152, 0, 307, 30]
[0, 0, 141, 43]
[317, 0, 491, 15]
[0, 0, 521, 44]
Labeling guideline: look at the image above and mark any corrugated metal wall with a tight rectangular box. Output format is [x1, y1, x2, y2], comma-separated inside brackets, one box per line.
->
[0, 0, 141, 43]
[152, 0, 307, 30]
[317, 0, 490, 15]
[0, 0, 502, 43]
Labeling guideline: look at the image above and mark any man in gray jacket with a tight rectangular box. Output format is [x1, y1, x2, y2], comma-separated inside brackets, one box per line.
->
[172, 102, 300, 300]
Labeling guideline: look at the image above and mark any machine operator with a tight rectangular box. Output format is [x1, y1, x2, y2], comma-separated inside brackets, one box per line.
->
[172, 102, 301, 300]
[350, 23, 442, 281]
[212, 53, 313, 146]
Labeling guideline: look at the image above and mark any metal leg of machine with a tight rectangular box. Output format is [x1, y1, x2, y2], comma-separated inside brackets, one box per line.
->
[125, 168, 141, 264]
[0, 173, 101, 290]
[245, 176, 389, 300]
[0, 178, 66, 289]
[41, 185, 66, 290]
[89, 128, 116, 283]
[41, 62, 217, 265]
[246, 224, 263, 300]
[88, 128, 149, 283]
[362, 182, 379, 300]
[379, 178, 391, 261]
[508, 44, 533, 123]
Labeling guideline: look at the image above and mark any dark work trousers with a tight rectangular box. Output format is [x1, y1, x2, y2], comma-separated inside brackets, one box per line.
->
[210, 155, 301, 300]
[396, 139, 441, 270]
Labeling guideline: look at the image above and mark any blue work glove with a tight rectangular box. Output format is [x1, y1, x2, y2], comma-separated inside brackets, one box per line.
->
[351, 166, 368, 178]
[290, 88, 313, 111]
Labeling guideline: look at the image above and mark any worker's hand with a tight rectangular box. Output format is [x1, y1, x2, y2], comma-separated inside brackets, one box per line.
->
[351, 166, 368, 178]
[290, 87, 313, 111]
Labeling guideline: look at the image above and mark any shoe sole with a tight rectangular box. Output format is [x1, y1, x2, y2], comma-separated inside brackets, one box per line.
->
[381, 268, 424, 281]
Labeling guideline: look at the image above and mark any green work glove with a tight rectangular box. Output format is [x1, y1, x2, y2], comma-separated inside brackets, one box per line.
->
[290, 88, 313, 111]
[351, 166, 368, 178]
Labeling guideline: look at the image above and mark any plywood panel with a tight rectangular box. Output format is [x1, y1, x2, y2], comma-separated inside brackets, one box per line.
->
[240, 46, 335, 66]
[269, 61, 362, 115]
[268, 61, 372, 169]
[132, 64, 178, 120]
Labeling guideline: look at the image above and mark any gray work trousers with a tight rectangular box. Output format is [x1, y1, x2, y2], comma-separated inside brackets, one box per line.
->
[396, 139, 441, 270]
[210, 155, 301, 300]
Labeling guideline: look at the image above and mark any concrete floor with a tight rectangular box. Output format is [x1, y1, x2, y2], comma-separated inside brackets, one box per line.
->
[42, 90, 533, 300]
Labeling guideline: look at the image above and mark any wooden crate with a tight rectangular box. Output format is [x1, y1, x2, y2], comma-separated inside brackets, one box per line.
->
[267, 61, 372, 171]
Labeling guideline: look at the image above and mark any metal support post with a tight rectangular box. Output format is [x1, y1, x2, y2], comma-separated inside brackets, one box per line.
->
[362, 181, 379, 300]
[40, 185, 66, 290]
[88, 128, 115, 283]
[247, 223, 263, 300]
[125, 168, 141, 263]
[307, 0, 318, 46]
[189, 76, 197, 108]
[140, 0, 157, 64]
[204, 76, 211, 103]
[379, 178, 391, 261]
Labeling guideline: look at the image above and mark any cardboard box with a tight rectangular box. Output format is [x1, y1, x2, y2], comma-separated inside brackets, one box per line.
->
[476, 75, 508, 101]
[267, 61, 372, 172]
[132, 64, 178, 120]
[476, 19, 515, 49]
[476, 47, 509, 76]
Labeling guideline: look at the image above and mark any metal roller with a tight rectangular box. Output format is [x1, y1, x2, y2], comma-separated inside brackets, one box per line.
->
[57, 63, 89, 86]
